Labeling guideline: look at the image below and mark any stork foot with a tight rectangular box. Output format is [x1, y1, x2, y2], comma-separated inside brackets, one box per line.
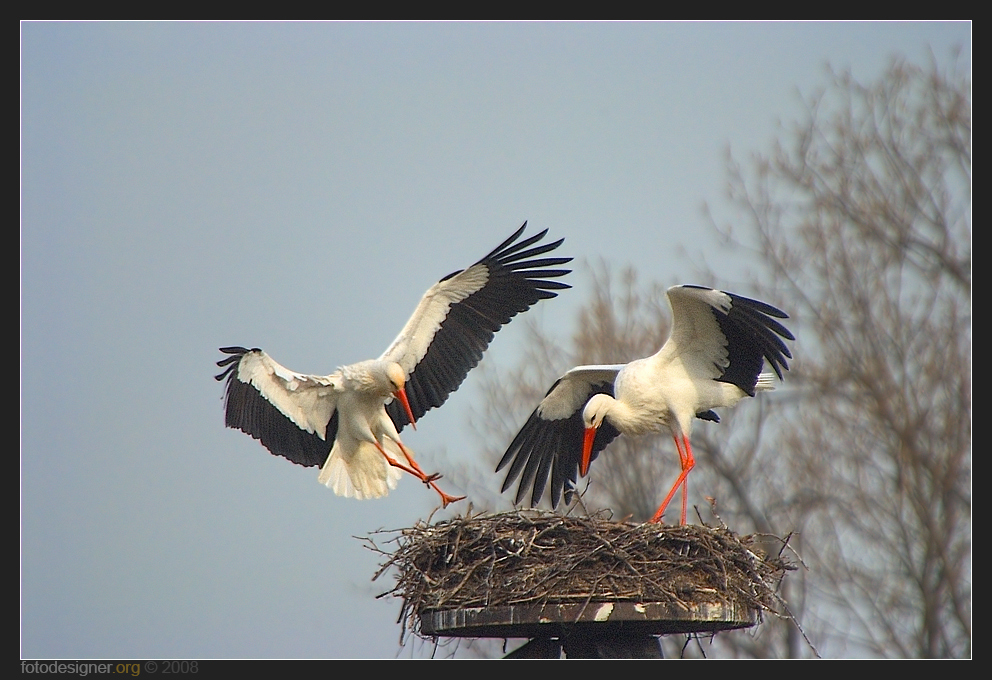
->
[437, 491, 467, 508]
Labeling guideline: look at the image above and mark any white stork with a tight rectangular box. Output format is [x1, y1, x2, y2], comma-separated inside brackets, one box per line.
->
[216, 223, 571, 507]
[496, 284, 794, 525]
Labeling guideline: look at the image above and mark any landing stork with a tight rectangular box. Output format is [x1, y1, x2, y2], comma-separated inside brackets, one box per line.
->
[217, 223, 571, 507]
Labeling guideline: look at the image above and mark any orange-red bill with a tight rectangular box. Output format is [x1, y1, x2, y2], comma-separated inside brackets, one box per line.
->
[581, 426, 597, 476]
[394, 387, 417, 430]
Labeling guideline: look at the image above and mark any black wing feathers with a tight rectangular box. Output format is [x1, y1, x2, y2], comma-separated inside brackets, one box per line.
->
[215, 347, 334, 468]
[711, 292, 795, 393]
[387, 222, 571, 428]
[497, 378, 620, 509]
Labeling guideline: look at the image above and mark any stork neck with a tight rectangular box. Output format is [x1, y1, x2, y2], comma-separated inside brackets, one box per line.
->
[604, 396, 663, 436]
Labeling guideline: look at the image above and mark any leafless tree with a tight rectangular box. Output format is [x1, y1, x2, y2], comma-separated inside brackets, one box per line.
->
[467, 52, 970, 659]
[711, 52, 971, 659]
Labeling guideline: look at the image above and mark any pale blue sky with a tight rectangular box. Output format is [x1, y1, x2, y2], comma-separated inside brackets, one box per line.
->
[21, 21, 970, 659]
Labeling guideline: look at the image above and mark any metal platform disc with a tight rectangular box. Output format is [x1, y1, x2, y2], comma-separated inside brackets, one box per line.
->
[420, 599, 759, 638]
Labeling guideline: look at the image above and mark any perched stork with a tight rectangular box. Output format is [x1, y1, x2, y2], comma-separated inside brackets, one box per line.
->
[496, 284, 794, 525]
[216, 223, 571, 507]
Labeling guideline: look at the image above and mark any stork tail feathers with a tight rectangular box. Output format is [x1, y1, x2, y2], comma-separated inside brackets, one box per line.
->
[317, 443, 403, 499]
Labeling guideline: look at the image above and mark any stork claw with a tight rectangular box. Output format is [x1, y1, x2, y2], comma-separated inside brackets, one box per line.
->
[439, 492, 466, 508]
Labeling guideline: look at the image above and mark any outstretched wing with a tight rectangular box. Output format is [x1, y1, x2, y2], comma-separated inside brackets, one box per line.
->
[659, 285, 794, 396]
[215, 347, 340, 467]
[497, 365, 623, 508]
[381, 222, 572, 429]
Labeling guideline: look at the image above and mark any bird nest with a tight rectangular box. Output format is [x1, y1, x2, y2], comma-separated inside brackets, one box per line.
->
[366, 509, 796, 642]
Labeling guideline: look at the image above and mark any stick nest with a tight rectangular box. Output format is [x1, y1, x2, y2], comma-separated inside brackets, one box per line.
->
[366, 509, 796, 641]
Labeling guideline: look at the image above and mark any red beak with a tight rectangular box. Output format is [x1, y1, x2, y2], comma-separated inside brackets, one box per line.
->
[581, 426, 597, 476]
[394, 387, 417, 430]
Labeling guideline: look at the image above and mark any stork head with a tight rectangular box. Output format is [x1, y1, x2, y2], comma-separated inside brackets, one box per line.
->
[580, 394, 613, 477]
[385, 362, 417, 429]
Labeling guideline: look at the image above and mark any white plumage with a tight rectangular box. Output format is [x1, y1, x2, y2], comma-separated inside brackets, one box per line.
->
[497, 284, 794, 524]
[217, 223, 571, 506]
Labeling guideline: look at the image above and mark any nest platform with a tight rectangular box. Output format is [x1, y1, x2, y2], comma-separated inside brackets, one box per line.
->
[369, 509, 793, 654]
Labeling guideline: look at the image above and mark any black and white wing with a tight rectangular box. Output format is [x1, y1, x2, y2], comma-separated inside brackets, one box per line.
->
[660, 285, 794, 395]
[381, 222, 572, 429]
[215, 347, 340, 467]
[497, 365, 624, 508]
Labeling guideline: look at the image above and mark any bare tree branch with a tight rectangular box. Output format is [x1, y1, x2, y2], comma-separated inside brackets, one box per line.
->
[467, 51, 970, 659]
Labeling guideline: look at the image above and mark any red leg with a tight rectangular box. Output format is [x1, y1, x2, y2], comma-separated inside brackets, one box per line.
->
[382, 440, 465, 508]
[374, 442, 430, 480]
[396, 441, 441, 482]
[675, 435, 690, 525]
[649, 434, 695, 525]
